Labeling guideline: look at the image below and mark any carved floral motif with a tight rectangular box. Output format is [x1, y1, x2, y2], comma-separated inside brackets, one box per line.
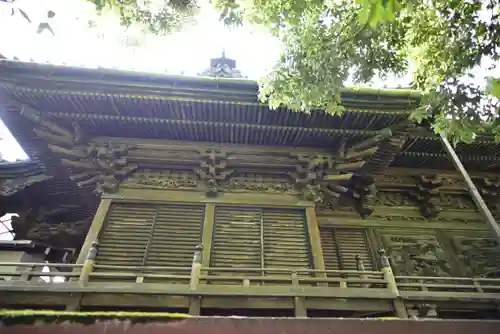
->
[124, 170, 198, 189]
[226, 174, 297, 194]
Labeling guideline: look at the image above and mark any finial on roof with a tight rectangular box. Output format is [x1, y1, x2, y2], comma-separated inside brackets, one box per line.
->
[198, 51, 245, 79]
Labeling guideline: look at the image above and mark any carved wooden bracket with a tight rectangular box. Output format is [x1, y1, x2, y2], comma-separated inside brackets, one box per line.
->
[10, 205, 90, 249]
[195, 150, 234, 197]
[290, 153, 342, 204]
[477, 177, 500, 220]
[22, 107, 137, 194]
[290, 130, 383, 210]
[67, 142, 138, 193]
[0, 173, 52, 197]
[408, 175, 443, 219]
[349, 175, 377, 218]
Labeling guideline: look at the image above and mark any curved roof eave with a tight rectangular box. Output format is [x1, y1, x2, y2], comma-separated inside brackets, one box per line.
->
[0, 59, 422, 108]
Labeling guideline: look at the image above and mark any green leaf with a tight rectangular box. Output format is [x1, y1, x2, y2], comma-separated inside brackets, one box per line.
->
[486, 77, 500, 99]
[409, 105, 428, 123]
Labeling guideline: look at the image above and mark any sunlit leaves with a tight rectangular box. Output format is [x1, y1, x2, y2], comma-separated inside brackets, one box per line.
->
[89, 0, 199, 35]
[486, 77, 500, 99]
[356, 0, 402, 28]
[243, 0, 500, 143]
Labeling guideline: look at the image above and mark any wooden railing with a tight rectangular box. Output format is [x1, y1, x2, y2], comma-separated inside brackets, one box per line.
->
[396, 276, 500, 294]
[0, 244, 499, 318]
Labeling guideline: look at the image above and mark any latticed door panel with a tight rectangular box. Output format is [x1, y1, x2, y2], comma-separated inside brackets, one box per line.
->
[211, 206, 262, 275]
[262, 208, 310, 274]
[94, 202, 205, 282]
[320, 227, 373, 274]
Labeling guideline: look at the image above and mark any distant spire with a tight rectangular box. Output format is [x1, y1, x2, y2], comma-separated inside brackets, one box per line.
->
[198, 51, 245, 79]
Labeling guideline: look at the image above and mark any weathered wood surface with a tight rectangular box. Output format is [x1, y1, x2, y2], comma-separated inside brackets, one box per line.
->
[2, 318, 500, 334]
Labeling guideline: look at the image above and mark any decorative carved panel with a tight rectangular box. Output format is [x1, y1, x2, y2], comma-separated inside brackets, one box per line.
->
[452, 236, 500, 277]
[372, 191, 414, 207]
[123, 169, 198, 190]
[226, 173, 298, 194]
[381, 234, 451, 277]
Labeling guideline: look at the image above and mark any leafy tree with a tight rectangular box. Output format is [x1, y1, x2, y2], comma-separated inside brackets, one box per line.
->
[89, 0, 199, 35]
[233, 0, 500, 143]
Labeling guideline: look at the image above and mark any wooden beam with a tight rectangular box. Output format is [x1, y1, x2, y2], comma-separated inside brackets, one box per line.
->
[305, 207, 326, 274]
[76, 198, 112, 264]
[201, 203, 215, 267]
[440, 134, 500, 242]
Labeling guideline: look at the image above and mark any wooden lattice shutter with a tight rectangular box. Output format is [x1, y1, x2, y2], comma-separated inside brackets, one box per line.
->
[262, 208, 310, 273]
[95, 203, 204, 282]
[320, 227, 373, 272]
[95, 204, 156, 281]
[144, 204, 205, 278]
[211, 206, 262, 273]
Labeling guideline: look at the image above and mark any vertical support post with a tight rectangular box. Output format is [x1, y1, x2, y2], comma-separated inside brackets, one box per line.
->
[77, 198, 112, 264]
[79, 241, 98, 286]
[355, 254, 369, 288]
[440, 134, 500, 242]
[189, 245, 203, 316]
[201, 204, 215, 267]
[379, 249, 407, 319]
[292, 271, 307, 318]
[305, 207, 326, 283]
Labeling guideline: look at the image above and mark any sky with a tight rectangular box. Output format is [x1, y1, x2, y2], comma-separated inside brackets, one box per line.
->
[0, 0, 283, 162]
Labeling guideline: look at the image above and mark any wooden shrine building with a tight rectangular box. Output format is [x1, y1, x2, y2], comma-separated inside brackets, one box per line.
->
[0, 57, 499, 320]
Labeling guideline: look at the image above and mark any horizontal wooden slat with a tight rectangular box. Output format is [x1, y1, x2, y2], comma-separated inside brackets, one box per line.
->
[95, 203, 204, 279]
[263, 209, 310, 274]
[320, 227, 373, 273]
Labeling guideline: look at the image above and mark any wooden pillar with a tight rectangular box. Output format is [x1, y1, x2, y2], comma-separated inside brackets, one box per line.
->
[440, 134, 500, 242]
[77, 198, 111, 264]
[201, 203, 215, 267]
[379, 249, 408, 319]
[305, 207, 326, 274]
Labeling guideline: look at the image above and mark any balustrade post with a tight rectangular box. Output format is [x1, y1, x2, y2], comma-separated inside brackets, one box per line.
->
[79, 241, 98, 286]
[379, 249, 408, 319]
[189, 245, 203, 316]
[292, 270, 307, 318]
[355, 254, 369, 288]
